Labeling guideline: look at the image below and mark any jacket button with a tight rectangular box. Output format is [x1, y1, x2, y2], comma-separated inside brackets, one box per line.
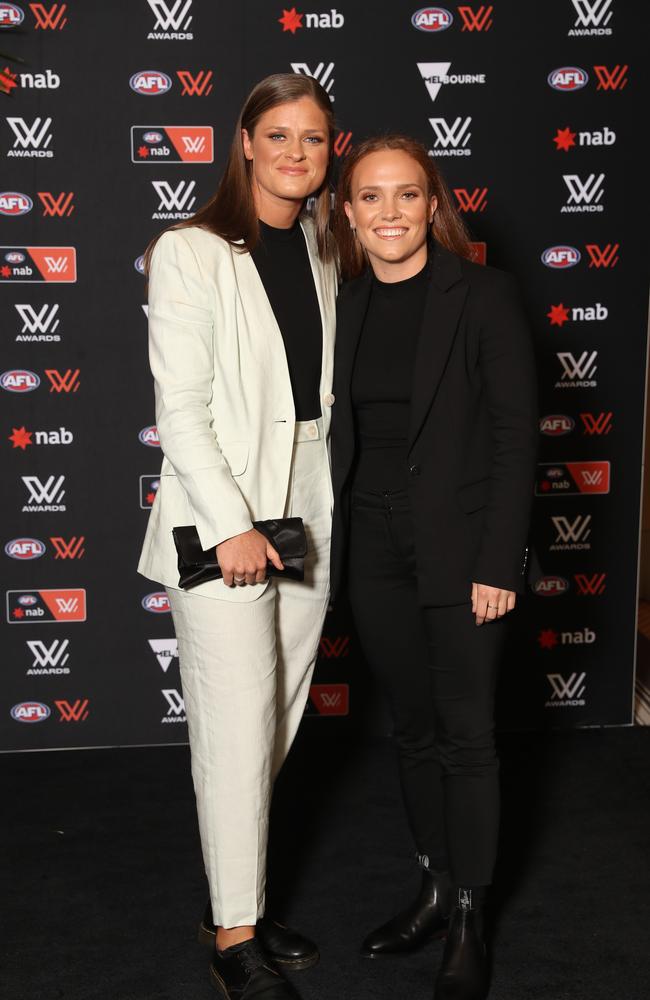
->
[409, 465, 421, 477]
[323, 393, 335, 406]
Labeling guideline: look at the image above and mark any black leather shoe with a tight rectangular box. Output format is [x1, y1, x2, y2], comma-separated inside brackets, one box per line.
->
[199, 903, 319, 970]
[210, 937, 298, 999]
[362, 869, 451, 957]
[434, 891, 489, 1000]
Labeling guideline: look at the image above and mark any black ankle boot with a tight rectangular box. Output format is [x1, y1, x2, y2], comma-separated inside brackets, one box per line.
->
[434, 889, 489, 1000]
[210, 937, 299, 999]
[361, 866, 451, 958]
[199, 903, 319, 970]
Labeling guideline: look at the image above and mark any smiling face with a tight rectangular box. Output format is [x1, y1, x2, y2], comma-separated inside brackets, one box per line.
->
[344, 149, 437, 281]
[242, 97, 330, 226]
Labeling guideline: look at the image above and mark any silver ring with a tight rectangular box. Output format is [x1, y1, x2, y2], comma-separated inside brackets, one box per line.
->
[234, 577, 246, 585]
[487, 604, 498, 608]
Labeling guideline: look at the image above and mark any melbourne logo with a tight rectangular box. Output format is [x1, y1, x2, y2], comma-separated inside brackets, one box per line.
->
[553, 125, 616, 151]
[14, 303, 61, 342]
[26, 638, 70, 675]
[418, 62, 486, 102]
[547, 302, 607, 326]
[21, 474, 66, 512]
[161, 688, 186, 723]
[541, 245, 581, 269]
[412, 7, 453, 31]
[291, 62, 335, 101]
[148, 638, 179, 672]
[4, 537, 46, 560]
[131, 125, 213, 163]
[147, 0, 193, 40]
[569, 0, 613, 36]
[5, 116, 53, 158]
[546, 672, 587, 708]
[151, 179, 196, 219]
[561, 173, 605, 213]
[0, 192, 33, 216]
[130, 71, 172, 96]
[428, 116, 472, 156]
[551, 514, 592, 551]
[278, 7, 344, 32]
[548, 67, 589, 91]
[555, 351, 598, 388]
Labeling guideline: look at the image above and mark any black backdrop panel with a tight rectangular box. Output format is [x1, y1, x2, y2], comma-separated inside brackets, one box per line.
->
[1, 0, 647, 750]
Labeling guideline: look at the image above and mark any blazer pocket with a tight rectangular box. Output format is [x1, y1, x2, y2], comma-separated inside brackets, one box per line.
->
[458, 477, 489, 514]
[219, 441, 249, 477]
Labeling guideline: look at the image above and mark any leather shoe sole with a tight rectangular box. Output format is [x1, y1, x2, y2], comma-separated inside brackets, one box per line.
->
[361, 926, 447, 959]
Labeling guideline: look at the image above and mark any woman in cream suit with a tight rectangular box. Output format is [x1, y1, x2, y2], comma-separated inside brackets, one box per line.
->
[138, 74, 337, 1000]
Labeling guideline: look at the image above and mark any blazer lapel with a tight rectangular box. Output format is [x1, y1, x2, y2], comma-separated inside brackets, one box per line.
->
[408, 244, 467, 452]
[332, 269, 372, 470]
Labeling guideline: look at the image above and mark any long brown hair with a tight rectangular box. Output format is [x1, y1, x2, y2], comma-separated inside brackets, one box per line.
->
[145, 73, 336, 272]
[334, 134, 473, 280]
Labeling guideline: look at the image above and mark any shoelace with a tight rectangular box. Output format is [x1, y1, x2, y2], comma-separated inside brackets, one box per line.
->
[236, 938, 269, 976]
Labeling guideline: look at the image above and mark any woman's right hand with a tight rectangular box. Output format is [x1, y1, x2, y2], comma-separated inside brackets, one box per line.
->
[216, 528, 284, 587]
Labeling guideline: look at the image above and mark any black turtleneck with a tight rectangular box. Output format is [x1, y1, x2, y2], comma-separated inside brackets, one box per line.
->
[351, 262, 430, 491]
[251, 218, 323, 421]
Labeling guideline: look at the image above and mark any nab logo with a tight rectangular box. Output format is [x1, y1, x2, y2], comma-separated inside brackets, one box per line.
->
[454, 187, 487, 213]
[11, 701, 50, 723]
[38, 192, 75, 217]
[411, 7, 453, 31]
[8, 426, 74, 449]
[4, 537, 46, 560]
[147, 0, 193, 40]
[428, 116, 472, 156]
[1, 369, 40, 392]
[278, 7, 345, 31]
[130, 71, 172, 96]
[569, 0, 614, 36]
[30, 4, 68, 30]
[291, 62, 335, 101]
[138, 426, 160, 447]
[586, 242, 619, 268]
[533, 575, 570, 597]
[548, 67, 589, 91]
[5, 116, 54, 158]
[593, 64, 627, 91]
[547, 302, 608, 326]
[553, 125, 616, 152]
[176, 69, 213, 96]
[540, 415, 574, 436]
[142, 592, 171, 613]
[151, 179, 196, 220]
[55, 698, 89, 722]
[0, 192, 33, 216]
[541, 245, 581, 269]
[0, 3, 25, 27]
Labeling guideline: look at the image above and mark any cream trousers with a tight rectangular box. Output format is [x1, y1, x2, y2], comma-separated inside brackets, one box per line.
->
[167, 418, 331, 927]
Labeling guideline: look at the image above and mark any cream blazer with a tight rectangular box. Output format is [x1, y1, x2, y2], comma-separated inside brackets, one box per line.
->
[137, 219, 338, 602]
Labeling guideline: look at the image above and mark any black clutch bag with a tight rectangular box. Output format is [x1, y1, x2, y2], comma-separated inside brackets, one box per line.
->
[172, 518, 307, 590]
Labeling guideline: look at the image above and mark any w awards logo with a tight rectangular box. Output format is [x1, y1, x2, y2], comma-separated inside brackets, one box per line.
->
[147, 0, 193, 40]
[428, 117, 472, 157]
[151, 180, 196, 219]
[15, 304, 61, 342]
[161, 688, 186, 723]
[26, 638, 71, 675]
[546, 673, 587, 708]
[291, 63, 335, 101]
[5, 117, 54, 158]
[561, 173, 605, 214]
[29, 4, 68, 30]
[55, 698, 89, 722]
[306, 683, 349, 716]
[568, 0, 614, 36]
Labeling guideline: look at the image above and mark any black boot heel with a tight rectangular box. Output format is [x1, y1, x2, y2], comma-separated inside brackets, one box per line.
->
[434, 889, 489, 1000]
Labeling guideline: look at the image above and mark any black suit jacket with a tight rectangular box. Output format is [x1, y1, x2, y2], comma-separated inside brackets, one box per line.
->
[330, 242, 538, 607]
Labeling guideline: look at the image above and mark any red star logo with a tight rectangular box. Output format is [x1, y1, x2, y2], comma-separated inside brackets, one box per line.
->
[146, 492, 156, 505]
[547, 303, 570, 327]
[12, 607, 25, 619]
[538, 628, 559, 650]
[540, 480, 551, 492]
[278, 7, 303, 32]
[1, 265, 11, 278]
[9, 426, 33, 450]
[553, 127, 576, 152]
[0, 66, 18, 95]
[138, 145, 150, 158]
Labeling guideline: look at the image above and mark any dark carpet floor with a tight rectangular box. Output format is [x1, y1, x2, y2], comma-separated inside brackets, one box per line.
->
[2, 726, 649, 1000]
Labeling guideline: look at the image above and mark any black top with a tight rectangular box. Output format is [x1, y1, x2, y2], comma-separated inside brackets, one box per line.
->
[251, 218, 323, 421]
[351, 262, 430, 491]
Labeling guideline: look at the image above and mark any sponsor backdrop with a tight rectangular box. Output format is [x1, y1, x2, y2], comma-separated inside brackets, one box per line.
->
[0, 0, 646, 751]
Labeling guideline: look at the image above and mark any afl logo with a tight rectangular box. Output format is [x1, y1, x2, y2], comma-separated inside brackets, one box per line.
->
[142, 592, 171, 613]
[0, 3, 24, 27]
[546, 467, 564, 479]
[0, 192, 33, 216]
[533, 575, 570, 597]
[138, 425, 160, 447]
[541, 246, 581, 269]
[18, 594, 38, 606]
[143, 131, 164, 144]
[130, 71, 172, 96]
[5, 538, 46, 560]
[540, 415, 574, 436]
[5, 250, 26, 263]
[411, 7, 453, 31]
[1, 369, 41, 392]
[134, 255, 145, 274]
[11, 701, 50, 723]
[548, 67, 589, 92]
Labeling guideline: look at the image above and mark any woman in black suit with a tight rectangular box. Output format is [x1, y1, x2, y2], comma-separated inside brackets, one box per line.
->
[330, 136, 537, 1000]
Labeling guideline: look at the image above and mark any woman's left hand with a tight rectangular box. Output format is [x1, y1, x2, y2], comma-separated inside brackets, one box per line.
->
[471, 582, 516, 626]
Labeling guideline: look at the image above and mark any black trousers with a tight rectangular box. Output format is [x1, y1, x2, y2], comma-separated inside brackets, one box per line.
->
[347, 487, 506, 887]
